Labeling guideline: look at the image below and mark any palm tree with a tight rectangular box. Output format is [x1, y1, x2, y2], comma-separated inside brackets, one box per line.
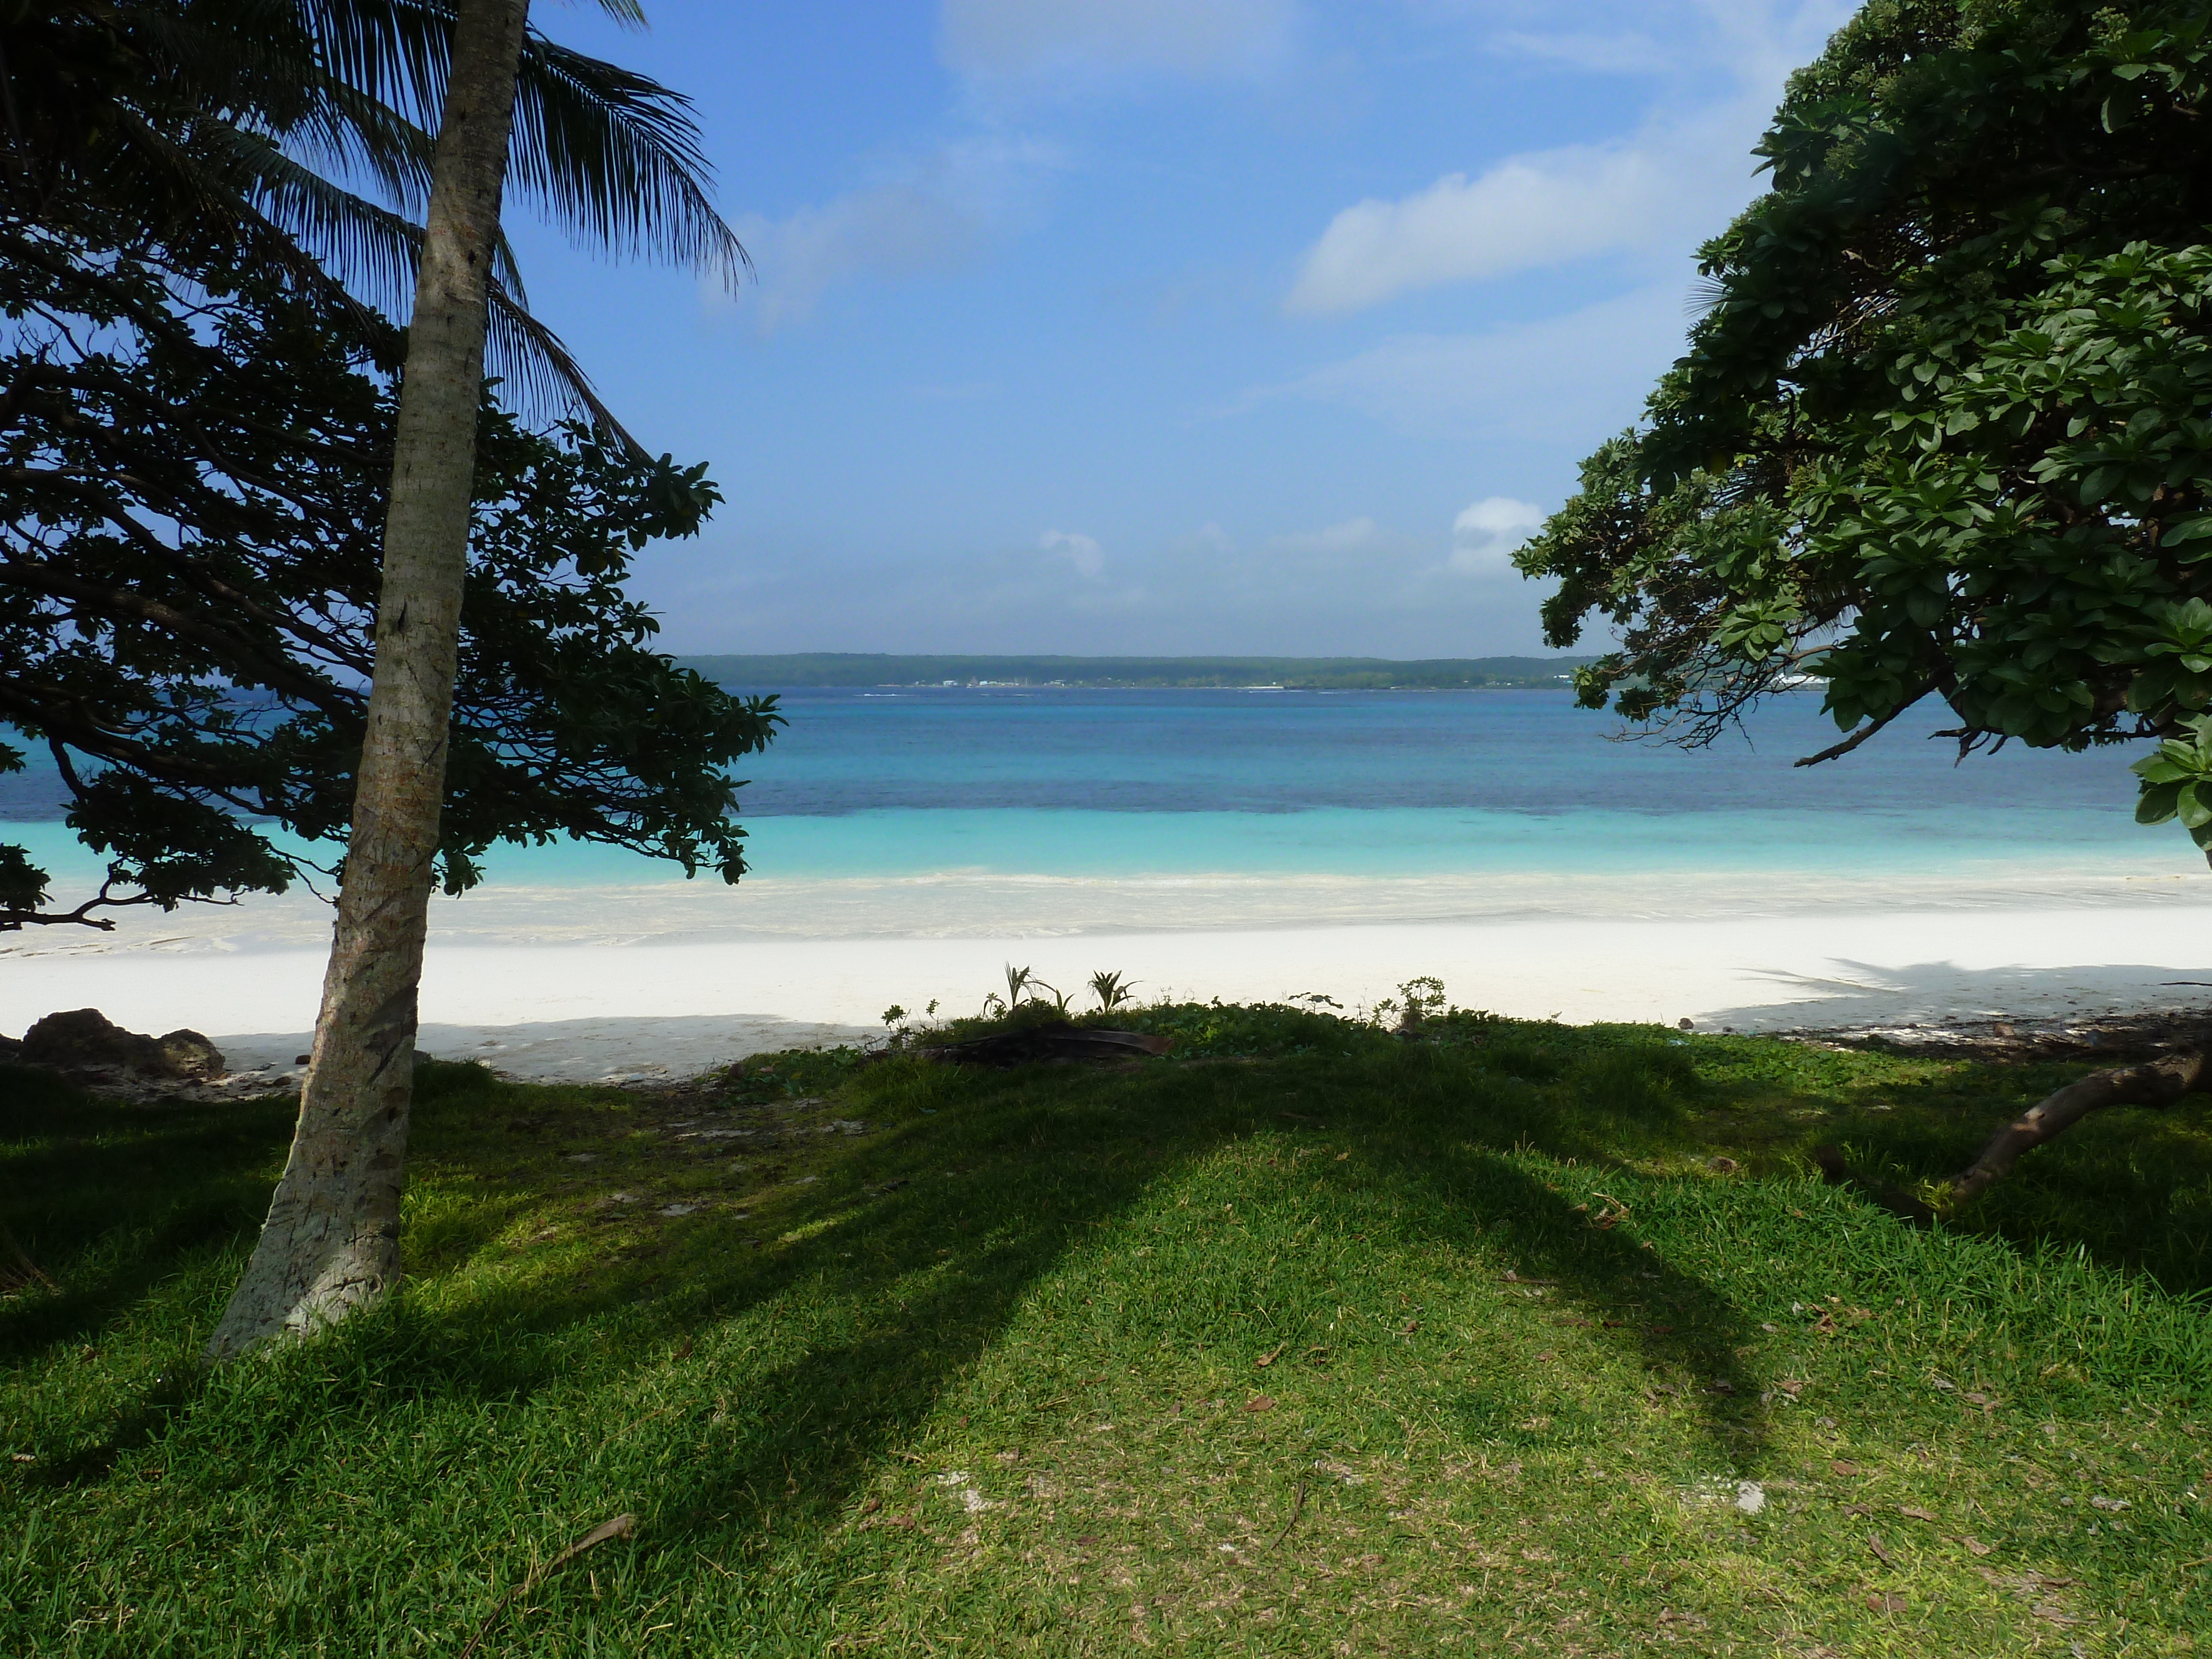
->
[1, 0, 746, 1357]
[1, 0, 743, 440]
[205, 0, 550, 1357]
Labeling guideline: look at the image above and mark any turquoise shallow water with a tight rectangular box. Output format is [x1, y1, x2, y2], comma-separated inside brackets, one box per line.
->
[2, 688, 2194, 899]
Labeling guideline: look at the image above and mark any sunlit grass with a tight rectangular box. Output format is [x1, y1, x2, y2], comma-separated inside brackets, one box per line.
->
[3, 1005, 2209, 1654]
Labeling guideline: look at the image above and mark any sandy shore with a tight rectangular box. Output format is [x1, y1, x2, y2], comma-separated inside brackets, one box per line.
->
[6, 905, 2209, 1086]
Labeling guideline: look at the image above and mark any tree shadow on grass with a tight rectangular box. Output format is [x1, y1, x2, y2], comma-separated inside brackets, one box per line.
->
[6, 1035, 1824, 1631]
[0, 1072, 295, 1360]
[1336, 1042, 1776, 1471]
[619, 1045, 1783, 1574]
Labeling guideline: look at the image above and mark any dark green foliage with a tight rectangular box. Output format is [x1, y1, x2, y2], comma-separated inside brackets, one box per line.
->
[1518, 0, 2212, 852]
[0, 202, 779, 926]
[2, 1, 743, 423]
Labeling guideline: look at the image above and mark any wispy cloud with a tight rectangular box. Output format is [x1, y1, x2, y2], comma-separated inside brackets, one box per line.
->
[721, 137, 1062, 332]
[1244, 284, 1686, 441]
[1283, 1, 1851, 315]
[1040, 528, 1106, 578]
[1491, 29, 1678, 76]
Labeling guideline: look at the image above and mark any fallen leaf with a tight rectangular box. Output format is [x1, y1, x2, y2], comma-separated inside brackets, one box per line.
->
[1900, 1506, 1937, 1522]
[1245, 1396, 1276, 1413]
[860, 1497, 881, 1514]
[1831, 1460, 1860, 1477]
[1944, 1533, 1993, 1557]
[1255, 1345, 1285, 1369]
[1866, 1535, 1893, 1565]
[1397, 1319, 1420, 1335]
[2031, 1605, 2080, 1626]
[1864, 1593, 1907, 1614]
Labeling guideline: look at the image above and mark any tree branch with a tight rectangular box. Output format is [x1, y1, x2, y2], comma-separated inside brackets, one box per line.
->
[1953, 1050, 2210, 1203]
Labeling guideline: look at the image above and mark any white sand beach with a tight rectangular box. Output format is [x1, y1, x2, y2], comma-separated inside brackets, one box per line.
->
[6, 892, 2209, 1086]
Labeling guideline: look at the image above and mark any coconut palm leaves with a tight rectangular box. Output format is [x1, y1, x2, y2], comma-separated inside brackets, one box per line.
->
[1, 0, 743, 440]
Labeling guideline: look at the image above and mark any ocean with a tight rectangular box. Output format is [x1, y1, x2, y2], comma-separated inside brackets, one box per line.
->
[4, 687, 2203, 945]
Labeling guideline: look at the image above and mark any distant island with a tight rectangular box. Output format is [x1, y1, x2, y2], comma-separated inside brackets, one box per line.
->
[680, 653, 1595, 691]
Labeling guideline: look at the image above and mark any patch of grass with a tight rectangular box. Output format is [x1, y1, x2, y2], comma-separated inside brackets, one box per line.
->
[2, 1015, 2209, 1656]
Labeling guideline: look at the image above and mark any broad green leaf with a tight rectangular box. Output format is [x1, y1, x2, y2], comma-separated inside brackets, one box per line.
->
[2137, 781, 2184, 823]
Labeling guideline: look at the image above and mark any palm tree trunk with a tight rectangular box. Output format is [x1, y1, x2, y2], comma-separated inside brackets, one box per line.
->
[206, 0, 532, 1362]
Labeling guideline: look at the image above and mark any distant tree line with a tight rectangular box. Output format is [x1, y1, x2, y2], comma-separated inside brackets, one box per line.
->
[681, 654, 1596, 691]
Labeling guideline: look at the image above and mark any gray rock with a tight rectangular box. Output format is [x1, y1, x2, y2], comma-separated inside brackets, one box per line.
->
[21, 1008, 225, 1080]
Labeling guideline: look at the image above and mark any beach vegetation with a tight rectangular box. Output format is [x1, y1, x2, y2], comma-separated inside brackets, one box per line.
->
[1087, 968, 1139, 1011]
[5, 1006, 2209, 1652]
[1519, 0, 2212, 1191]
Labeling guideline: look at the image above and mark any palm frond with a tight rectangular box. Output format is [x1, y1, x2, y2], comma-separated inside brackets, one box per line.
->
[212, 124, 529, 314]
[509, 35, 748, 285]
[212, 131, 616, 435]
[484, 284, 637, 452]
[282, 1, 745, 284]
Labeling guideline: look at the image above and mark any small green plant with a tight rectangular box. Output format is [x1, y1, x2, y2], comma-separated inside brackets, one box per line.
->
[983, 963, 1057, 1017]
[1399, 976, 1447, 1020]
[1088, 969, 1138, 1011]
[881, 1005, 907, 1027]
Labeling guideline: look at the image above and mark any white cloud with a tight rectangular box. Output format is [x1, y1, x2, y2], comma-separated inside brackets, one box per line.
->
[940, 0, 1295, 80]
[1449, 497, 1545, 575]
[724, 138, 1062, 331]
[1246, 283, 1686, 442]
[1283, 1, 1853, 315]
[1284, 143, 1689, 315]
[1040, 528, 1105, 578]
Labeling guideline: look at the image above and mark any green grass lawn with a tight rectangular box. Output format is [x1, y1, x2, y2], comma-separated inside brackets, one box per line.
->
[4, 1001, 2210, 1656]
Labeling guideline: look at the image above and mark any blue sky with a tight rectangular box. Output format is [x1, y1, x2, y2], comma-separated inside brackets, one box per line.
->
[507, 1, 1855, 657]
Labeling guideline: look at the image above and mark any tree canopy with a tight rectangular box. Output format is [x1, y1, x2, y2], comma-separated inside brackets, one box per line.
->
[3, 1, 745, 432]
[0, 198, 778, 930]
[1517, 0, 2212, 855]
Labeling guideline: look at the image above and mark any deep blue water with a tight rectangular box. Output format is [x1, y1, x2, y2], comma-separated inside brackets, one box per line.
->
[717, 687, 2140, 817]
[1, 689, 2182, 885]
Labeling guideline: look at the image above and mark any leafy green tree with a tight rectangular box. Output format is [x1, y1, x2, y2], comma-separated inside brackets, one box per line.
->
[1, 0, 752, 1353]
[1, 202, 778, 931]
[1517, 0, 2212, 1192]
